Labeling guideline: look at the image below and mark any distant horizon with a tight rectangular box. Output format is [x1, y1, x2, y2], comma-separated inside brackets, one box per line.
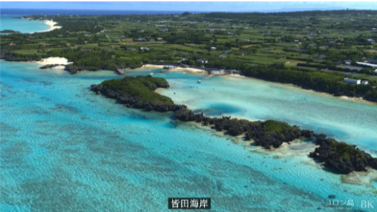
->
[1, 7, 376, 15]
[1, 1, 377, 13]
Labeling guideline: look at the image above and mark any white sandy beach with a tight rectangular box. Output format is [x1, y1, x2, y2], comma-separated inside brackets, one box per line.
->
[26, 19, 61, 33]
[39, 20, 62, 32]
[140, 64, 206, 74]
[37, 57, 72, 66]
[33, 57, 72, 73]
[170, 66, 206, 74]
[141, 64, 164, 69]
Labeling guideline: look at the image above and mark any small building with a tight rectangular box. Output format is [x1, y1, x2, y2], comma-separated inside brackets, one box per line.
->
[211, 47, 217, 50]
[218, 55, 227, 59]
[210, 69, 225, 75]
[225, 69, 240, 74]
[328, 41, 336, 44]
[135, 38, 147, 42]
[140, 47, 149, 51]
[230, 70, 240, 74]
[223, 50, 231, 54]
[343, 60, 352, 65]
[374, 69, 377, 73]
[227, 32, 233, 35]
[367, 38, 375, 43]
[196, 59, 208, 64]
[160, 28, 169, 32]
[362, 81, 369, 85]
[7, 43, 16, 46]
[163, 65, 176, 69]
[344, 78, 361, 84]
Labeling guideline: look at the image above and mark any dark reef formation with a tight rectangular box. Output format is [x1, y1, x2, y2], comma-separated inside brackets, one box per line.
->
[40, 64, 66, 69]
[91, 76, 377, 174]
[309, 134, 377, 174]
[64, 64, 143, 74]
[0, 30, 21, 34]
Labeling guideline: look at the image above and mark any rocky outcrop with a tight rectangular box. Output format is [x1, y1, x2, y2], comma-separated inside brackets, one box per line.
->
[64, 64, 143, 74]
[309, 134, 377, 174]
[40, 64, 66, 69]
[174, 108, 303, 148]
[91, 84, 185, 112]
[65, 65, 106, 74]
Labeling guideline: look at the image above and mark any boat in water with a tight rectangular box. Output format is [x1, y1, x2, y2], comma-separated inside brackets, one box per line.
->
[197, 80, 201, 83]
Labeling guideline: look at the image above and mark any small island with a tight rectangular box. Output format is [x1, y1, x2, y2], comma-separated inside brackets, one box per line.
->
[91, 75, 185, 112]
[0, 29, 21, 34]
[91, 75, 377, 174]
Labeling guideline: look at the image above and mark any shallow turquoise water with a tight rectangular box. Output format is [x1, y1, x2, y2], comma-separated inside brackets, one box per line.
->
[1, 61, 376, 212]
[1, 16, 377, 212]
[0, 15, 49, 33]
[156, 72, 377, 155]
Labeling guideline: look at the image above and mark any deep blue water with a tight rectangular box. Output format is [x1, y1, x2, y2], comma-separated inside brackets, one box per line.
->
[0, 7, 360, 16]
[0, 8, 188, 16]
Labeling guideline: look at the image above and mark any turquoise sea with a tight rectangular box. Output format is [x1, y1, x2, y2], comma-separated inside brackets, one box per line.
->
[0, 15, 50, 33]
[1, 17, 377, 212]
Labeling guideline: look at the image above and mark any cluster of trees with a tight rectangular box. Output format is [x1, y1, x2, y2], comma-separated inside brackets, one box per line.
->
[241, 63, 375, 99]
[101, 76, 174, 105]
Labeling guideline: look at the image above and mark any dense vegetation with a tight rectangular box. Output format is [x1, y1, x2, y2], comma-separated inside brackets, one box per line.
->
[99, 76, 174, 105]
[241, 63, 375, 98]
[1, 10, 377, 102]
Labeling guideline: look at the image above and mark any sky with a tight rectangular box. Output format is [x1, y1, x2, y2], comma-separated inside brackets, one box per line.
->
[1, 1, 377, 12]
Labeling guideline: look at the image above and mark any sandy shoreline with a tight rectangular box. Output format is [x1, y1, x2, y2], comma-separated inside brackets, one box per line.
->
[141, 64, 206, 74]
[169, 66, 206, 74]
[41, 20, 62, 32]
[37, 57, 73, 66]
[141, 64, 164, 69]
[27, 19, 61, 33]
